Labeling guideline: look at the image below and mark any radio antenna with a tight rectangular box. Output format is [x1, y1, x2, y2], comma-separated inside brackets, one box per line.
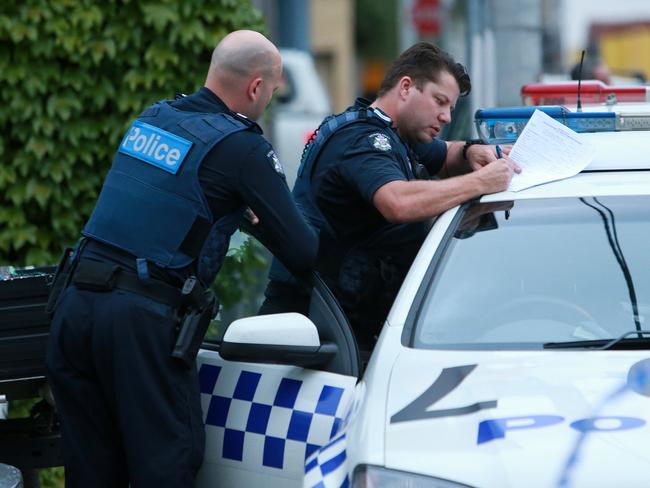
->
[576, 50, 585, 112]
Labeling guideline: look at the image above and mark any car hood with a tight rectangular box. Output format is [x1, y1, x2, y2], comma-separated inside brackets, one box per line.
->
[384, 349, 650, 488]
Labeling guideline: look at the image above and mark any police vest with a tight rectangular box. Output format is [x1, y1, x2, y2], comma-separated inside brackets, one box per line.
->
[83, 101, 251, 285]
[295, 105, 414, 235]
[268, 105, 415, 286]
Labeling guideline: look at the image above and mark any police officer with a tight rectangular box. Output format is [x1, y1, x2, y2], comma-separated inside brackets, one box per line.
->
[46, 30, 317, 487]
[260, 42, 520, 350]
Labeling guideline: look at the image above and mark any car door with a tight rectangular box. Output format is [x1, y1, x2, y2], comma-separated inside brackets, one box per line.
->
[195, 234, 360, 488]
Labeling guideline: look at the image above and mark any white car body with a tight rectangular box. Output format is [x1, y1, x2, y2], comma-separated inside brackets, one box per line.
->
[195, 129, 650, 488]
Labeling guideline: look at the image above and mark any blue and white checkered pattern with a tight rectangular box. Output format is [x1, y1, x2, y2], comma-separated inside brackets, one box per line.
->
[304, 432, 349, 488]
[302, 382, 365, 488]
[198, 361, 353, 477]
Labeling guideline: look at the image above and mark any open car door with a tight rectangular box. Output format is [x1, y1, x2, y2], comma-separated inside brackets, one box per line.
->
[196, 265, 360, 487]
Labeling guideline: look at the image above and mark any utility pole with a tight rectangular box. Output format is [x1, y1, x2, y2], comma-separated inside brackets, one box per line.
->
[489, 0, 543, 106]
[467, 0, 496, 118]
[276, 0, 311, 51]
[252, 0, 311, 51]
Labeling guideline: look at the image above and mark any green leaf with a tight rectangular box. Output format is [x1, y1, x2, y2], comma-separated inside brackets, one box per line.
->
[0, 206, 26, 226]
[7, 22, 38, 43]
[24, 6, 51, 24]
[25, 247, 54, 267]
[144, 44, 179, 70]
[140, 3, 179, 32]
[23, 75, 47, 96]
[32, 117, 56, 137]
[3, 64, 27, 85]
[25, 179, 52, 208]
[6, 181, 25, 206]
[25, 136, 54, 159]
[46, 94, 82, 121]
[13, 227, 38, 250]
[71, 4, 104, 30]
[176, 19, 204, 45]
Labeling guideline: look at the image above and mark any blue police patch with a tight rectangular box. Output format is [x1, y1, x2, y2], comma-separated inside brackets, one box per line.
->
[119, 120, 192, 175]
[369, 132, 391, 151]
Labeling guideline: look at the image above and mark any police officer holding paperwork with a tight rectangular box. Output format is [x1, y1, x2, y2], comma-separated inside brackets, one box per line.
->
[46, 30, 317, 487]
[261, 43, 519, 349]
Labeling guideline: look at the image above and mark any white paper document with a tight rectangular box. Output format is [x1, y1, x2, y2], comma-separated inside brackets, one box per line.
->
[507, 109, 597, 192]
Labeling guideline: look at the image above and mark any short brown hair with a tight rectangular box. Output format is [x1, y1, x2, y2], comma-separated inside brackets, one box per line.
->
[377, 42, 471, 97]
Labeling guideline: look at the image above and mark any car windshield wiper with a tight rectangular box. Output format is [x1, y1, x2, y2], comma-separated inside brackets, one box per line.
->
[544, 330, 650, 350]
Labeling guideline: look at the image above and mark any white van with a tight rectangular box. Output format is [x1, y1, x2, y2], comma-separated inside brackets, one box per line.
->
[271, 49, 332, 188]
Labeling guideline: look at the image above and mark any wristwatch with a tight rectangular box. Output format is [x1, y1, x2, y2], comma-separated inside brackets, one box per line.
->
[462, 139, 485, 160]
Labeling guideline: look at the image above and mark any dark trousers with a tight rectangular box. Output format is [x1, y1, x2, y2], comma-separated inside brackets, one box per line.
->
[46, 286, 205, 488]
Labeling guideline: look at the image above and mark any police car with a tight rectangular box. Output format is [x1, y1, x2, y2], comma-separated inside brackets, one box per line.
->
[194, 107, 650, 488]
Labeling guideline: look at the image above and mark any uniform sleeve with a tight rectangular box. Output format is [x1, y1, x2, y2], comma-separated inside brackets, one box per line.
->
[412, 138, 447, 175]
[337, 131, 408, 203]
[234, 137, 318, 275]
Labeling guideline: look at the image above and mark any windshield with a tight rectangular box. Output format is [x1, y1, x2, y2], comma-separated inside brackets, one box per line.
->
[412, 196, 650, 349]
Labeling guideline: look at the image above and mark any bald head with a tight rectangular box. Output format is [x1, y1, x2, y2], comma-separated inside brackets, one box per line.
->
[205, 30, 282, 119]
[207, 30, 280, 88]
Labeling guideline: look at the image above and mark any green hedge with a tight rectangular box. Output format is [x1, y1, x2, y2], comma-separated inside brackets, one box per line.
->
[0, 0, 265, 267]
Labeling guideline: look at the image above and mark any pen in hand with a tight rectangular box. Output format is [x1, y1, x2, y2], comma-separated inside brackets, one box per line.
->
[497, 144, 514, 201]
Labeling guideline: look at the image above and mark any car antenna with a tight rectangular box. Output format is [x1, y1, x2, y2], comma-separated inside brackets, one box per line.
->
[576, 50, 585, 112]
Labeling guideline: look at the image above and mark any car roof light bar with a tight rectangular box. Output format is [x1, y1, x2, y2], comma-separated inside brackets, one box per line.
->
[475, 106, 650, 144]
[521, 81, 650, 106]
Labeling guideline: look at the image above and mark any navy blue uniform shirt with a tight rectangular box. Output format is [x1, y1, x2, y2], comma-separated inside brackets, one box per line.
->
[86, 87, 317, 284]
[313, 98, 447, 253]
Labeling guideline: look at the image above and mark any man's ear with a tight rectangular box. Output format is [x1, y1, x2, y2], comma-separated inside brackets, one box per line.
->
[398, 76, 413, 99]
[247, 76, 264, 101]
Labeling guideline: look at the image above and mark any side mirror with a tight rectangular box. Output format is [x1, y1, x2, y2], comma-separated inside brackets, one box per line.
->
[219, 313, 337, 367]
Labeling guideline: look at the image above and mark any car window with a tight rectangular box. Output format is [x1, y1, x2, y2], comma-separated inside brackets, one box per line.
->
[205, 230, 272, 343]
[412, 196, 650, 349]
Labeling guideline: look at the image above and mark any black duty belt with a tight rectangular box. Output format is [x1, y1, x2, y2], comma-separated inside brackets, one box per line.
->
[72, 259, 207, 310]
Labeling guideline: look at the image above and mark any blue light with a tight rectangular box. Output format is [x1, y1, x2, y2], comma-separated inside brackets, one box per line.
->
[475, 106, 617, 144]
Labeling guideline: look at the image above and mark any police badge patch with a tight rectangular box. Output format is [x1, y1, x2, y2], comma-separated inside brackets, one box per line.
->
[369, 133, 391, 151]
[266, 149, 285, 177]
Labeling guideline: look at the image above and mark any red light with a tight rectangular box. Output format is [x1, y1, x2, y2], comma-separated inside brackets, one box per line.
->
[303, 129, 315, 145]
[521, 81, 649, 106]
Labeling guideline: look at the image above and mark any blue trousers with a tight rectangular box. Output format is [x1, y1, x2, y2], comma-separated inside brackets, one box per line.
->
[46, 286, 205, 487]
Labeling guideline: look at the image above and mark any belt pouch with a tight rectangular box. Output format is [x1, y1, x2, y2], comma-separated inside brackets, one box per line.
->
[171, 292, 218, 368]
[73, 261, 118, 292]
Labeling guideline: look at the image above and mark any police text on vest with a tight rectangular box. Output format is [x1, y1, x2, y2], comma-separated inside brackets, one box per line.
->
[119, 121, 193, 175]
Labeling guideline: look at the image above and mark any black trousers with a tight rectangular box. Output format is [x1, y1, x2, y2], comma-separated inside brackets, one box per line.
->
[46, 286, 205, 487]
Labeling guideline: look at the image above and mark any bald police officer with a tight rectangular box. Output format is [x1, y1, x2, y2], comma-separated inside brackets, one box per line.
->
[46, 31, 317, 487]
[261, 42, 519, 350]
